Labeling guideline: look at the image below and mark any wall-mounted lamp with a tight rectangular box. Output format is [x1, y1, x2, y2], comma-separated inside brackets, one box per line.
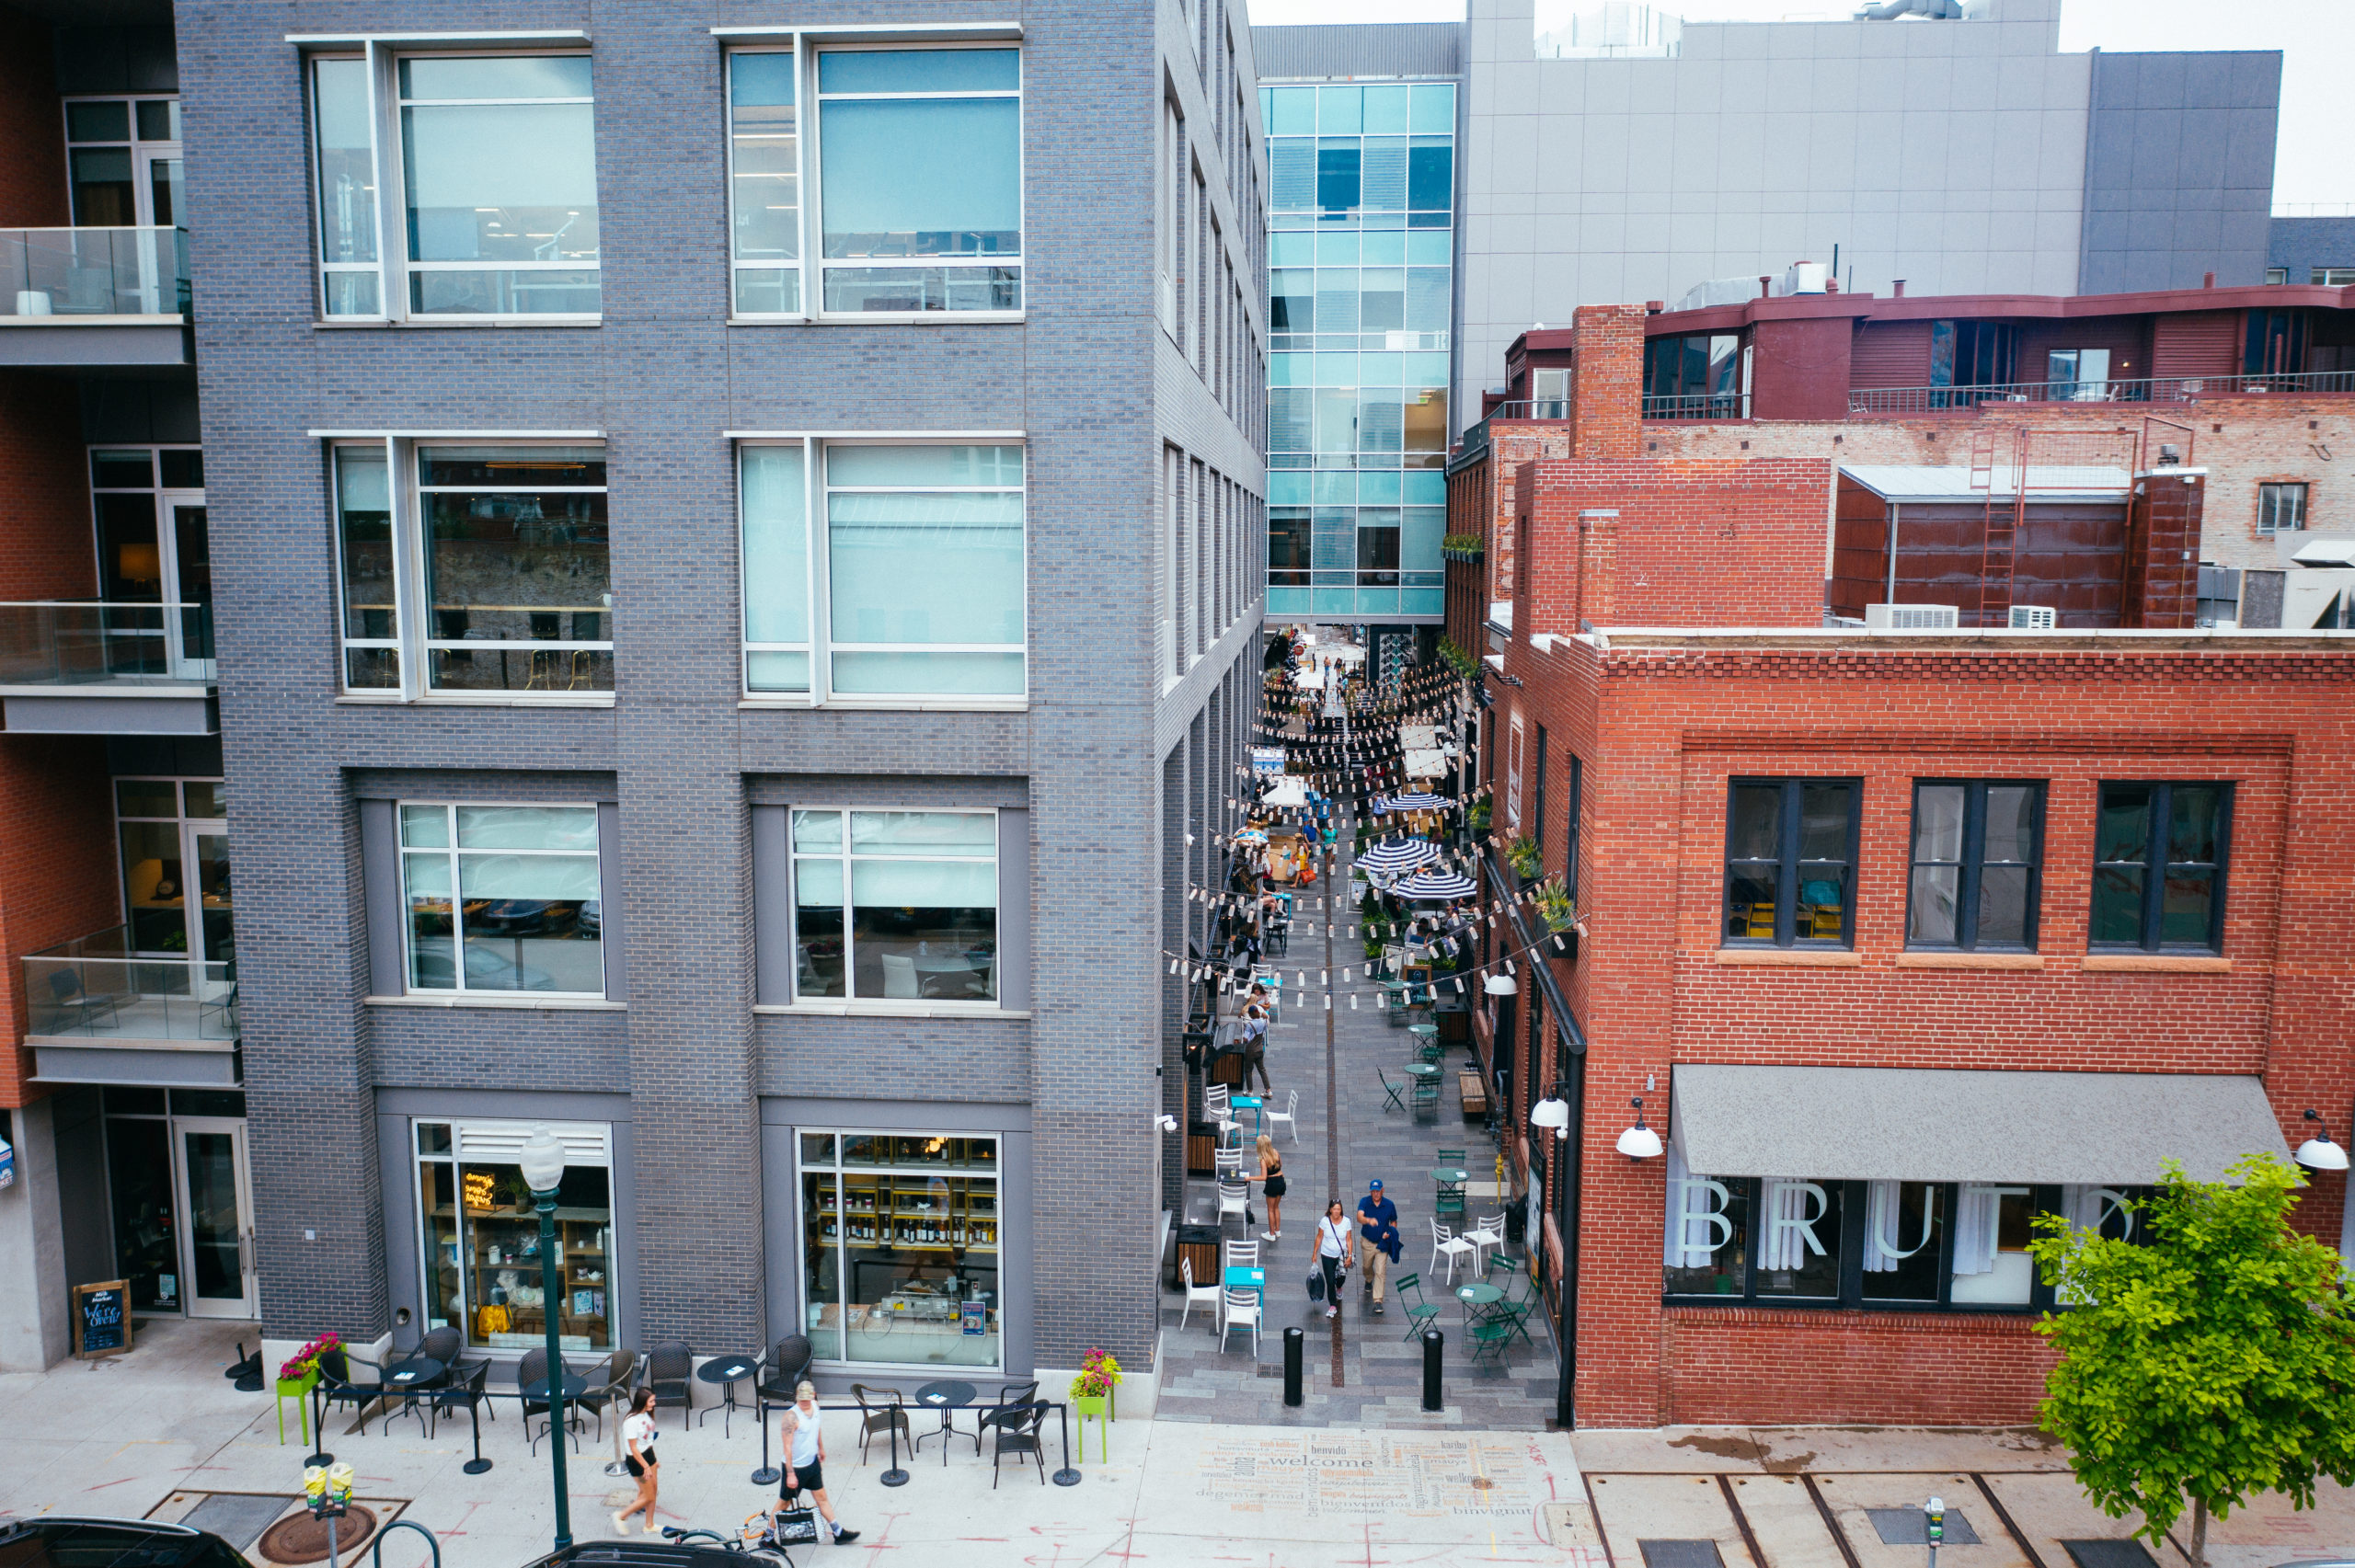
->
[1615, 1095, 1663, 1160]
[1156, 1114, 1179, 1136]
[1483, 974, 1519, 996]
[1529, 1093, 1570, 1141]
[2296, 1109, 2348, 1171]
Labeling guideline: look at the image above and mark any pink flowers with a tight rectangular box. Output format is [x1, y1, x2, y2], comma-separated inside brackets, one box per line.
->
[280, 1330, 342, 1381]
[1071, 1347, 1123, 1401]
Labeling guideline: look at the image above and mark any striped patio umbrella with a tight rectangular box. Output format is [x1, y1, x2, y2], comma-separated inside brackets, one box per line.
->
[1394, 868, 1478, 901]
[1355, 838, 1441, 876]
[1377, 792, 1450, 812]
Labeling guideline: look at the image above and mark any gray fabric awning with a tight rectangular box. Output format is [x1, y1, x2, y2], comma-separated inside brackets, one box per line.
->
[1671, 1066, 2290, 1185]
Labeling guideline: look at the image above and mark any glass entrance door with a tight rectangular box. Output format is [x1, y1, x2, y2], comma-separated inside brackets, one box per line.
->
[174, 1117, 254, 1319]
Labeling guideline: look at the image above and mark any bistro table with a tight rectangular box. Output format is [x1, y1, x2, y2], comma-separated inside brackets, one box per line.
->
[913, 1379, 979, 1467]
[1402, 1063, 1442, 1082]
[697, 1354, 761, 1437]
[1230, 1093, 1264, 1133]
[518, 1368, 592, 1457]
[1222, 1265, 1267, 1292]
[1453, 1281, 1504, 1333]
[382, 1355, 446, 1436]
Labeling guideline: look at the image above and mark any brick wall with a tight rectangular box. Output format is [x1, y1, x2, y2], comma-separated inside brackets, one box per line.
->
[0, 8, 67, 229]
[2124, 468, 2205, 628]
[0, 735, 121, 1108]
[1569, 303, 1642, 462]
[1490, 617, 2355, 1427]
[0, 371, 98, 601]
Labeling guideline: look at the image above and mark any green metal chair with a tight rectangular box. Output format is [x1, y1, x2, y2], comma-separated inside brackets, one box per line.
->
[1485, 1255, 1538, 1345]
[1434, 1172, 1466, 1220]
[1379, 1069, 1407, 1115]
[1468, 1317, 1517, 1365]
[1410, 1079, 1440, 1123]
[1392, 1272, 1444, 1341]
[1435, 1148, 1465, 1167]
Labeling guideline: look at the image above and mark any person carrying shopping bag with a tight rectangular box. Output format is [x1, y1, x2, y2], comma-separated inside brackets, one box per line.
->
[1314, 1200, 1351, 1320]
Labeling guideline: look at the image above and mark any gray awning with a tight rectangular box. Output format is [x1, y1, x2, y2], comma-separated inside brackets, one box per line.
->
[1671, 1066, 2289, 1185]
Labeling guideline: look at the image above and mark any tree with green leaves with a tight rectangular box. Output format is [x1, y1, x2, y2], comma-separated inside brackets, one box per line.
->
[2028, 1152, 2355, 1567]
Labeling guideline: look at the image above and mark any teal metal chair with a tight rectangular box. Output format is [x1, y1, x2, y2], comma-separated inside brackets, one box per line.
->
[1392, 1273, 1444, 1341]
[1379, 1069, 1407, 1115]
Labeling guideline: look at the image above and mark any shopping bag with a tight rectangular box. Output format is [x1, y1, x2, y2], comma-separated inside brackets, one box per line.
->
[770, 1505, 821, 1546]
[1307, 1270, 1325, 1301]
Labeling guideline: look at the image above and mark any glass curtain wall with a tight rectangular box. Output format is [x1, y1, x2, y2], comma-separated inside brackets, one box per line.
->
[1260, 80, 1453, 621]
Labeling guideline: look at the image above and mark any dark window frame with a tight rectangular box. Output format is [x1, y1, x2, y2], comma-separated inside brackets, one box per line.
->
[2257, 481, 2308, 535]
[1662, 1176, 2062, 1315]
[1532, 724, 1547, 852]
[1904, 779, 2045, 952]
[1563, 751, 1582, 902]
[2089, 781, 2233, 953]
[1721, 777, 1860, 949]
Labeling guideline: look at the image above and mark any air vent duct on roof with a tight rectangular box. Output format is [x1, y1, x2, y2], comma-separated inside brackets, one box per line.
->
[2008, 605, 2057, 630]
[1864, 603, 1959, 630]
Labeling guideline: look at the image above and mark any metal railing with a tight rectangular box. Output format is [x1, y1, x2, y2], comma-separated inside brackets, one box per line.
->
[24, 926, 236, 1044]
[1640, 392, 1747, 421]
[0, 601, 213, 687]
[1, 227, 190, 318]
[1850, 371, 2355, 415]
[1486, 399, 1572, 421]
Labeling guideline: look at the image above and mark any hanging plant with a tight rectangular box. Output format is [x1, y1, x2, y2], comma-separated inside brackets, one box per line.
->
[1532, 879, 1577, 933]
[1505, 835, 1542, 880]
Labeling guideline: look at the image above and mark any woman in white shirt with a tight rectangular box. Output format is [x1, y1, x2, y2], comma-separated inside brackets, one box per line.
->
[1315, 1200, 1352, 1321]
[614, 1387, 660, 1535]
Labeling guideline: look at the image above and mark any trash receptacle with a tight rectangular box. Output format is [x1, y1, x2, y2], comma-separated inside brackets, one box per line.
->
[1186, 1119, 1217, 1178]
[1503, 1193, 1528, 1244]
[1172, 1223, 1223, 1291]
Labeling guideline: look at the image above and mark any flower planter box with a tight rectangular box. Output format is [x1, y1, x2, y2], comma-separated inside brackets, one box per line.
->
[275, 1368, 318, 1447]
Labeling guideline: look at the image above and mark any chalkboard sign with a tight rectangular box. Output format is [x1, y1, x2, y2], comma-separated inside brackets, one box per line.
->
[74, 1280, 131, 1359]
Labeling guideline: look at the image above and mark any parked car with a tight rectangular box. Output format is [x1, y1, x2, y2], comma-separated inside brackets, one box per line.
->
[521, 1534, 782, 1566]
[0, 1516, 246, 1568]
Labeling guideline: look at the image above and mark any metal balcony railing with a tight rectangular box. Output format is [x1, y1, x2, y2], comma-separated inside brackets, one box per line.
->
[0, 601, 213, 688]
[1849, 370, 2355, 415]
[24, 926, 236, 1044]
[1, 227, 190, 319]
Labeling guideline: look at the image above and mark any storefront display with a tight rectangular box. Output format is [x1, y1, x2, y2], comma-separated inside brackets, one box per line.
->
[415, 1118, 613, 1350]
[798, 1131, 999, 1368]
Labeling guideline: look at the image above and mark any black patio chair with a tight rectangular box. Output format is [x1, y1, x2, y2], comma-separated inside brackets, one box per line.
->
[646, 1340, 694, 1425]
[313, 1346, 384, 1437]
[425, 1360, 490, 1444]
[518, 1346, 585, 1455]
[754, 1335, 814, 1432]
[573, 1348, 639, 1442]
[849, 1383, 911, 1463]
[971, 1380, 1040, 1457]
[989, 1402, 1050, 1488]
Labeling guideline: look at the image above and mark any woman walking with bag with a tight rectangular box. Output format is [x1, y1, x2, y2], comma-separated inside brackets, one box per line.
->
[1315, 1199, 1351, 1321]
[614, 1388, 660, 1535]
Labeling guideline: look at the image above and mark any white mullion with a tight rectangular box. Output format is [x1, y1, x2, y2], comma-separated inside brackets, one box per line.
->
[803, 44, 825, 320]
[807, 435, 829, 703]
[369, 41, 403, 320]
[391, 436, 424, 699]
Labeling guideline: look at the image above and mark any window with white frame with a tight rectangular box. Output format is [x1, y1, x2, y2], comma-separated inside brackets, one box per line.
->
[333, 441, 612, 698]
[814, 47, 1021, 314]
[728, 49, 803, 315]
[398, 804, 603, 996]
[306, 47, 600, 319]
[789, 809, 997, 1003]
[737, 441, 1025, 701]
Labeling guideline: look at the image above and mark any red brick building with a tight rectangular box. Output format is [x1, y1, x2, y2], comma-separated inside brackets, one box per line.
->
[1451, 304, 2355, 1429]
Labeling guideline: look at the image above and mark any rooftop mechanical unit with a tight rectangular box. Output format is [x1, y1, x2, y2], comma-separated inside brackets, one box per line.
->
[1864, 602, 1960, 630]
[2007, 605, 2057, 629]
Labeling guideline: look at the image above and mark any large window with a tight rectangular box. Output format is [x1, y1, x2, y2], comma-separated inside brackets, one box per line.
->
[398, 804, 603, 996]
[90, 445, 211, 681]
[333, 441, 612, 698]
[2257, 482, 2308, 534]
[416, 1119, 612, 1351]
[2090, 783, 2231, 952]
[1665, 1155, 2072, 1311]
[789, 809, 997, 1003]
[64, 95, 181, 228]
[816, 48, 1022, 315]
[738, 441, 1026, 702]
[307, 50, 600, 319]
[798, 1131, 999, 1369]
[729, 50, 802, 315]
[115, 776, 232, 963]
[1642, 333, 1743, 418]
[1724, 780, 1857, 947]
[1906, 782, 2043, 951]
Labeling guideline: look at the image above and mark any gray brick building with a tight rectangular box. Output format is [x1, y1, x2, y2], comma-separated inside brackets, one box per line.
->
[0, 0, 1266, 1383]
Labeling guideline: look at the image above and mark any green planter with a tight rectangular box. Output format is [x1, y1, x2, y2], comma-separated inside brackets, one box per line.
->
[1072, 1393, 1109, 1419]
[275, 1368, 318, 1447]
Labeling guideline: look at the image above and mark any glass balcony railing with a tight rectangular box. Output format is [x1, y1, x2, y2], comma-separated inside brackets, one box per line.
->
[24, 926, 236, 1044]
[1, 227, 190, 318]
[0, 601, 213, 687]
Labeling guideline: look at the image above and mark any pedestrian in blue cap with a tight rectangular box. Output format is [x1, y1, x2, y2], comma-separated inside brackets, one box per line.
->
[1355, 1179, 1399, 1315]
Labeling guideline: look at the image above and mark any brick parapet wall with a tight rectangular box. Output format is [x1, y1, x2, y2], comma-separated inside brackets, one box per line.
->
[0, 9, 68, 229]
[1492, 624, 2355, 1426]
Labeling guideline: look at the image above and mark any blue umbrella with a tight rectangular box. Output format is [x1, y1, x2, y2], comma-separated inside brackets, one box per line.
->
[1395, 868, 1477, 901]
[1355, 838, 1440, 876]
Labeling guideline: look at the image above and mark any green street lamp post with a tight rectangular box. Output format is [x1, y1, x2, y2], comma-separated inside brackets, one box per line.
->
[518, 1125, 573, 1552]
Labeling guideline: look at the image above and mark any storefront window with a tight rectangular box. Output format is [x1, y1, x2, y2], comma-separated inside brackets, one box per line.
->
[1949, 1184, 2034, 1305]
[1860, 1181, 1943, 1302]
[415, 1119, 614, 1350]
[106, 1112, 177, 1311]
[789, 809, 998, 1002]
[1662, 1149, 1746, 1297]
[798, 1129, 1000, 1368]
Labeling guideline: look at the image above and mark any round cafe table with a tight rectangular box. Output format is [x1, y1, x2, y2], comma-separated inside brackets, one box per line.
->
[382, 1355, 446, 1438]
[1402, 1063, 1441, 1081]
[518, 1368, 592, 1458]
[697, 1354, 760, 1437]
[913, 1379, 979, 1466]
[1453, 1281, 1504, 1332]
[1430, 1167, 1469, 1184]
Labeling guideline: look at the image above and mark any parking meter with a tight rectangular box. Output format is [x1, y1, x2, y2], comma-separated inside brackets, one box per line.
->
[1925, 1495, 1945, 1568]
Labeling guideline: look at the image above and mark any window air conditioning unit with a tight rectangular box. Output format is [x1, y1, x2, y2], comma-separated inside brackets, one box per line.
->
[2007, 605, 2057, 630]
[1864, 602, 1959, 630]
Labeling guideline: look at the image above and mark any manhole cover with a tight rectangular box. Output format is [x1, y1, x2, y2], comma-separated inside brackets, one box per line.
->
[257, 1505, 381, 1564]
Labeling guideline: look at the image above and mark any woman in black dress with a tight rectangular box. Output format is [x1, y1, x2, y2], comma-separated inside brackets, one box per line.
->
[1253, 1133, 1287, 1241]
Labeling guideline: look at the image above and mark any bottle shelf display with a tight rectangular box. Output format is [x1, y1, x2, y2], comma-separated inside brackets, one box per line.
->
[812, 1174, 997, 1251]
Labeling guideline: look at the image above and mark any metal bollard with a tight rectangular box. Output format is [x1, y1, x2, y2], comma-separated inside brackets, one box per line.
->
[1420, 1329, 1443, 1412]
[1283, 1327, 1304, 1406]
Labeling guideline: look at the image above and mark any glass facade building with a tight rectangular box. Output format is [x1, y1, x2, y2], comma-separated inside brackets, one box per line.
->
[1260, 80, 1454, 622]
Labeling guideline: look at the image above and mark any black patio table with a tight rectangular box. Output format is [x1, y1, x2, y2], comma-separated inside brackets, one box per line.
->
[697, 1355, 760, 1437]
[913, 1379, 979, 1466]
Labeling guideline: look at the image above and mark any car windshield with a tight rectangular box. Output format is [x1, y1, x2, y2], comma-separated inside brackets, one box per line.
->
[0, 1521, 243, 1568]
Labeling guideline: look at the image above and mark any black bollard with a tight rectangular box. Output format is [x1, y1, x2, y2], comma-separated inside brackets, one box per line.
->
[1283, 1326, 1304, 1407]
[1420, 1329, 1443, 1412]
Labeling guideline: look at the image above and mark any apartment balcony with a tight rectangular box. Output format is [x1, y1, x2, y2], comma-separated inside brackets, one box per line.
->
[0, 227, 192, 367]
[1849, 371, 2355, 416]
[0, 601, 217, 735]
[23, 926, 238, 1089]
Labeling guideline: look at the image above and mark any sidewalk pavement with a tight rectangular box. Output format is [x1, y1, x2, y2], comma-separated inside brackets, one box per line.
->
[8, 1317, 2355, 1567]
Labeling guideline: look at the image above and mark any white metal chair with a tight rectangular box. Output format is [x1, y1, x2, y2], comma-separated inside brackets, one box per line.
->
[1220, 1289, 1263, 1356]
[1179, 1256, 1223, 1334]
[1217, 1179, 1250, 1222]
[1430, 1218, 1476, 1287]
[1264, 1088, 1300, 1144]
[880, 953, 920, 998]
[1213, 1147, 1245, 1179]
[1464, 1212, 1506, 1272]
[1223, 1238, 1259, 1270]
[1203, 1084, 1242, 1142]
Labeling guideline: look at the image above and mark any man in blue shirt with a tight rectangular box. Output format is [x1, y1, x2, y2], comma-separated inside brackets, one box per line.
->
[1355, 1179, 1399, 1315]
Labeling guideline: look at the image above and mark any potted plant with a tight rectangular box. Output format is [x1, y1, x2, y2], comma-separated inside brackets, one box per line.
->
[1505, 835, 1542, 881]
[1469, 797, 1491, 834]
[1532, 878, 1577, 933]
[1071, 1347, 1122, 1420]
[279, 1332, 339, 1391]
